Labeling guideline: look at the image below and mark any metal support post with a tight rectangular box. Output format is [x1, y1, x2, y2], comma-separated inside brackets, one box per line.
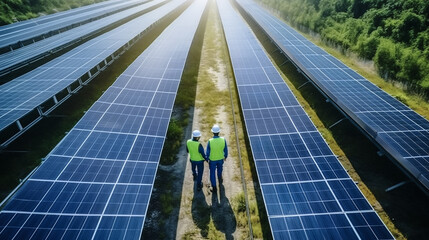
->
[280, 59, 289, 66]
[298, 81, 310, 89]
[271, 48, 279, 54]
[385, 181, 410, 192]
[329, 118, 346, 129]
[37, 106, 44, 116]
[16, 120, 23, 131]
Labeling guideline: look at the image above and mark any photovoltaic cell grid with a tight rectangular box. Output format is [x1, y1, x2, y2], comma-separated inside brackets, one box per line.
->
[0, 0, 157, 75]
[0, 0, 145, 52]
[0, 0, 123, 37]
[217, 0, 393, 239]
[237, 0, 429, 192]
[0, 0, 184, 142]
[0, 0, 206, 239]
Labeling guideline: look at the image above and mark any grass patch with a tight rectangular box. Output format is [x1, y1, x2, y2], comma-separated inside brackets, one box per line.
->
[206, 221, 225, 240]
[160, 192, 174, 215]
[181, 230, 199, 240]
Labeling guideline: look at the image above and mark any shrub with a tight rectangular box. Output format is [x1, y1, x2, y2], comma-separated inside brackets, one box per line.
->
[374, 38, 400, 79]
[397, 47, 423, 84]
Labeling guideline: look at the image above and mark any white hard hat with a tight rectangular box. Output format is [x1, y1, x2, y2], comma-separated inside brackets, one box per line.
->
[192, 130, 201, 137]
[211, 124, 220, 133]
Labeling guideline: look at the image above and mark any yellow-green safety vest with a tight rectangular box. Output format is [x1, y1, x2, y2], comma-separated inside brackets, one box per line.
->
[209, 137, 225, 161]
[187, 140, 204, 161]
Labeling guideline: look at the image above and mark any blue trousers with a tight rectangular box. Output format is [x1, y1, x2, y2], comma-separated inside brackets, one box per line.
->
[209, 160, 224, 187]
[191, 160, 204, 186]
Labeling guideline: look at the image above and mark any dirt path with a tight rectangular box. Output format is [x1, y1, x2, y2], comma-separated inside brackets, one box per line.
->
[175, 3, 246, 239]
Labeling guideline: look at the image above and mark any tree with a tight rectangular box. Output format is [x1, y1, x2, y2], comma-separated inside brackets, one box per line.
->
[397, 47, 423, 83]
[394, 11, 423, 44]
[357, 31, 380, 59]
[374, 39, 399, 79]
[351, 0, 371, 18]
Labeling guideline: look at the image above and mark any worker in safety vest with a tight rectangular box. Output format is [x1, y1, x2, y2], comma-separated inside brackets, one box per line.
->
[186, 130, 207, 191]
[206, 124, 228, 193]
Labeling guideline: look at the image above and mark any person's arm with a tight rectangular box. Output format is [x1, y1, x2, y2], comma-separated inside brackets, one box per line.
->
[186, 144, 190, 162]
[198, 144, 207, 160]
[206, 141, 211, 161]
[224, 139, 228, 159]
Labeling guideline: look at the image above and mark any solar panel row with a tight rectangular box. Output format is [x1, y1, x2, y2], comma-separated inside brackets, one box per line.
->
[0, 0, 187, 148]
[0, 0, 164, 77]
[236, 0, 429, 193]
[0, 0, 207, 239]
[0, 0, 148, 54]
[0, 0, 124, 35]
[217, 0, 393, 239]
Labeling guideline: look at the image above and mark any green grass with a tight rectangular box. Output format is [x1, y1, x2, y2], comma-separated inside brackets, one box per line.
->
[160, 191, 175, 215]
[181, 229, 199, 240]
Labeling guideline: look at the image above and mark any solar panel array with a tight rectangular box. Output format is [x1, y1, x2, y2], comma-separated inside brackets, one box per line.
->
[0, 0, 207, 238]
[0, 0, 162, 76]
[217, 0, 393, 238]
[236, 0, 429, 193]
[0, 0, 185, 147]
[0, 0, 147, 53]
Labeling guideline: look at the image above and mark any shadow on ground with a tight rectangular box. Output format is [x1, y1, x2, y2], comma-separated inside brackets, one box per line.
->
[192, 184, 210, 237]
[211, 182, 237, 240]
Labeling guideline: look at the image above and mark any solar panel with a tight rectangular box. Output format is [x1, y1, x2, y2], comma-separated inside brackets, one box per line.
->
[0, 0, 148, 54]
[0, 0, 187, 148]
[0, 0, 207, 239]
[236, 0, 429, 193]
[216, 0, 393, 239]
[0, 0, 163, 77]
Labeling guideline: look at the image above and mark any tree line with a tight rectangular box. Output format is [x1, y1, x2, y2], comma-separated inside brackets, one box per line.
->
[258, 0, 429, 94]
[0, 0, 105, 26]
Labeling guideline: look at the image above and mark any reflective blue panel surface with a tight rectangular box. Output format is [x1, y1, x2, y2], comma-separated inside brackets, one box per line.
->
[0, 0, 207, 239]
[217, 0, 393, 238]
[236, 0, 429, 192]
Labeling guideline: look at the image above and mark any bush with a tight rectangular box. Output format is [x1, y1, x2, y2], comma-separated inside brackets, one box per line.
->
[160, 119, 184, 165]
[356, 32, 380, 59]
[374, 38, 400, 79]
[397, 47, 423, 83]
